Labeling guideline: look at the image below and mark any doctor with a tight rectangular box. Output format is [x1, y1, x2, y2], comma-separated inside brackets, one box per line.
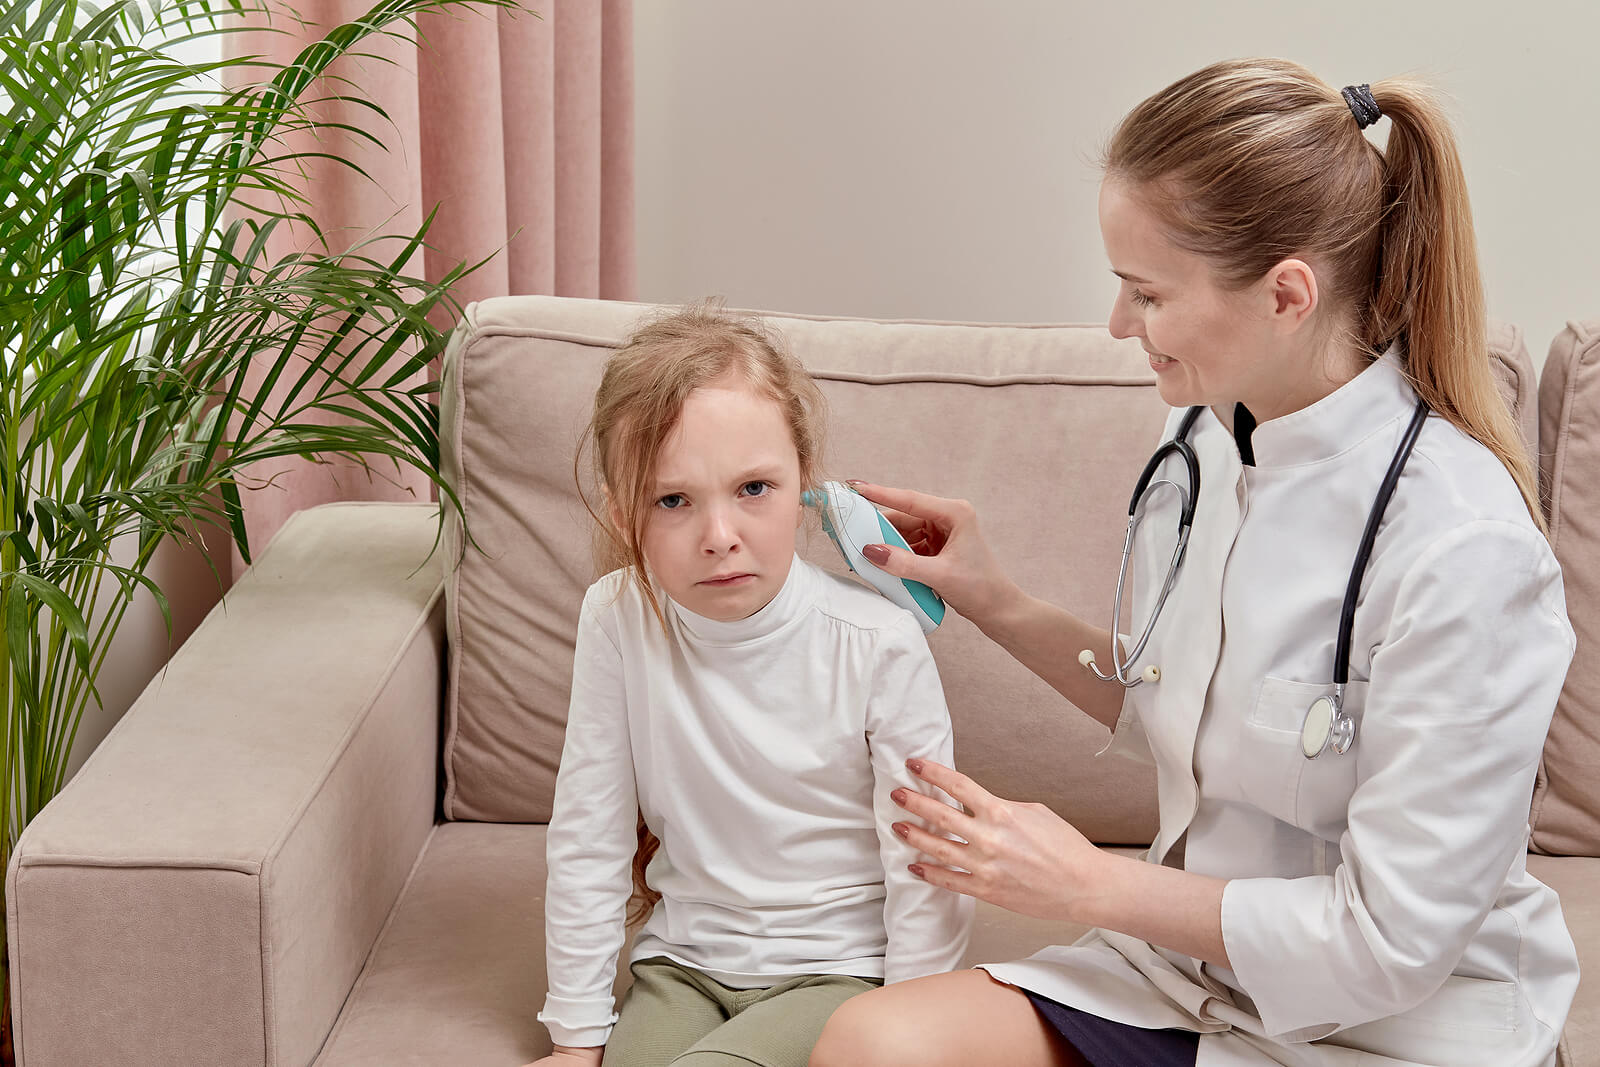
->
[809, 59, 1578, 1067]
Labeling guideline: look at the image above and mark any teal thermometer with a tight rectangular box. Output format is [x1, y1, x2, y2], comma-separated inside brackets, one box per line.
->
[802, 481, 946, 633]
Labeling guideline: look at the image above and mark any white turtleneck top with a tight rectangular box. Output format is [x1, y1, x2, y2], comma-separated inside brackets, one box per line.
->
[537, 556, 974, 1048]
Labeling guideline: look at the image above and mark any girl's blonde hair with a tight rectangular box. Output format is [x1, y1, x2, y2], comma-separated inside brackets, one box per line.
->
[1103, 58, 1543, 530]
[574, 302, 827, 925]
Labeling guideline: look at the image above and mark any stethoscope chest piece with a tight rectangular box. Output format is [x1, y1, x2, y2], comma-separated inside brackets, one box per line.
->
[1301, 694, 1355, 759]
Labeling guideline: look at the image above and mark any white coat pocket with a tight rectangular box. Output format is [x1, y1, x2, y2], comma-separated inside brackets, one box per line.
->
[1240, 676, 1363, 840]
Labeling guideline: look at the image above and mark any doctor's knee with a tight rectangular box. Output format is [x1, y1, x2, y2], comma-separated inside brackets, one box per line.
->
[808, 992, 922, 1067]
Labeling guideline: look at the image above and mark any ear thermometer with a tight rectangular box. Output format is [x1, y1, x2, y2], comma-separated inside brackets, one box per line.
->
[802, 481, 945, 633]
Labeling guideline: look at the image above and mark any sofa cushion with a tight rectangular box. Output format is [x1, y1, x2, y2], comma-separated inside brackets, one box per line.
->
[1525, 854, 1600, 1066]
[1485, 320, 1539, 455]
[437, 296, 1537, 846]
[310, 825, 1592, 1065]
[438, 296, 1170, 842]
[310, 821, 1104, 1065]
[1531, 319, 1600, 856]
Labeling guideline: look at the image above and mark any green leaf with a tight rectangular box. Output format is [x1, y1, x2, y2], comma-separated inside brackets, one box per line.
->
[0, 0, 508, 869]
[220, 479, 249, 565]
[4, 586, 41, 715]
[13, 574, 91, 675]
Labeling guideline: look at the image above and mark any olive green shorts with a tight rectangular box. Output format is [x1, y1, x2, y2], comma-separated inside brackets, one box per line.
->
[601, 955, 882, 1067]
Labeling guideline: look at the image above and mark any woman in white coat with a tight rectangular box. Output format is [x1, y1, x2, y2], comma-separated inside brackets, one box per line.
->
[808, 59, 1578, 1067]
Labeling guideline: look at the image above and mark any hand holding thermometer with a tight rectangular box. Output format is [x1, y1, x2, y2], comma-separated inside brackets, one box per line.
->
[803, 481, 946, 634]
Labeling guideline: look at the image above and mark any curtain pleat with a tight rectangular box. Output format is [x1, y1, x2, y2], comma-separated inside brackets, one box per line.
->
[228, 0, 634, 568]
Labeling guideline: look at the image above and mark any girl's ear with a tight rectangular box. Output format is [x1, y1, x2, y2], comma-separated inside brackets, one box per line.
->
[602, 482, 626, 534]
[796, 477, 815, 530]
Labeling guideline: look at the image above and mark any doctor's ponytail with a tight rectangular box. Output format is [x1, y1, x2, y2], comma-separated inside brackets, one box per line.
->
[1362, 81, 1540, 530]
[1104, 59, 1543, 531]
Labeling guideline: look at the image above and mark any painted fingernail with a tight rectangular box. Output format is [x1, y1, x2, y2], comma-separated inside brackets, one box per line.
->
[890, 788, 908, 805]
[845, 479, 866, 486]
[892, 822, 910, 838]
[908, 864, 926, 878]
[862, 544, 890, 566]
[905, 758, 924, 774]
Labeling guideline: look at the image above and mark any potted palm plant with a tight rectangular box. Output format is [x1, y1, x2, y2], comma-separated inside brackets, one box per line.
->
[0, 0, 512, 1052]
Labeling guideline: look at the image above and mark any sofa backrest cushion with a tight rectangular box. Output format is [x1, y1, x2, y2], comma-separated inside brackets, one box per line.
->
[437, 296, 1535, 847]
[1531, 318, 1600, 856]
[438, 297, 1168, 841]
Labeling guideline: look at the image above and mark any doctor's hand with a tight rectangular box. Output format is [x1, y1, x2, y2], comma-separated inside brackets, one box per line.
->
[846, 481, 1021, 628]
[890, 757, 1099, 924]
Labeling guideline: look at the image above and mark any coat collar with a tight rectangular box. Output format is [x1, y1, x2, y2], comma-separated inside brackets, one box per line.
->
[1218, 347, 1416, 470]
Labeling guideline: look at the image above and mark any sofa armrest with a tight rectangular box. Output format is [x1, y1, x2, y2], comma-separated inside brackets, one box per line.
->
[6, 502, 446, 1067]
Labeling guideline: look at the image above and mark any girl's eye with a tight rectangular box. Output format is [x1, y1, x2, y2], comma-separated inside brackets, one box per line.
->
[740, 481, 772, 498]
[656, 494, 686, 510]
[1129, 288, 1156, 308]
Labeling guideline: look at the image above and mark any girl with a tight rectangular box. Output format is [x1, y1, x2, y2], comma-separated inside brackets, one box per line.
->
[526, 306, 973, 1067]
[810, 60, 1578, 1066]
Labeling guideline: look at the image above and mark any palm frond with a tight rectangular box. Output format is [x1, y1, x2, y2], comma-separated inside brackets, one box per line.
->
[0, 0, 528, 878]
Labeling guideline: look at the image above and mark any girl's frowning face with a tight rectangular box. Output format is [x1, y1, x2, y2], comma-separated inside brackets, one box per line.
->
[632, 375, 806, 622]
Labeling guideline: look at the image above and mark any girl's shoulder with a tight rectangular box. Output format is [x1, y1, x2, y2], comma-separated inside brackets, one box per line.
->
[580, 567, 647, 623]
[805, 560, 934, 646]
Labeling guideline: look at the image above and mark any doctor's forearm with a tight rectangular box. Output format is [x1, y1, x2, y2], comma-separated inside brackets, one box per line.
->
[1082, 852, 1231, 970]
[977, 590, 1125, 731]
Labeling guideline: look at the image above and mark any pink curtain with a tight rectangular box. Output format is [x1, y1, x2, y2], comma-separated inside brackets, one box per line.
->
[228, 0, 634, 571]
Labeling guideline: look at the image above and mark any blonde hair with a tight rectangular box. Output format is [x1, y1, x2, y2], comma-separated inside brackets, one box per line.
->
[574, 302, 827, 925]
[1103, 58, 1543, 530]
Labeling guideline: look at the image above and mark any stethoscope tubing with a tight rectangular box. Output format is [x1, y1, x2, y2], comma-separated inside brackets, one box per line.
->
[1332, 398, 1431, 686]
[1094, 406, 1205, 684]
[1090, 396, 1432, 759]
[1127, 406, 1204, 525]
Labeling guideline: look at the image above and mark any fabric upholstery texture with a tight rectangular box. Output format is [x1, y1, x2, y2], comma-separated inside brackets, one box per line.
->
[1527, 854, 1600, 1066]
[439, 296, 1171, 842]
[7, 503, 446, 1067]
[1533, 319, 1600, 856]
[1492, 319, 1542, 454]
[311, 821, 1108, 1066]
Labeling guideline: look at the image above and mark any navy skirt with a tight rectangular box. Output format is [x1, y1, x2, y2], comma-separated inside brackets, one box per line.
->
[1025, 991, 1200, 1067]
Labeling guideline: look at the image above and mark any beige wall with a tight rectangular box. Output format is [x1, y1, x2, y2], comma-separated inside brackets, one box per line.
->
[634, 1, 1600, 364]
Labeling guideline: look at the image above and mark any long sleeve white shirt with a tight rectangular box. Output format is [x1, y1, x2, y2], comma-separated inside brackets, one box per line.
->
[537, 556, 973, 1047]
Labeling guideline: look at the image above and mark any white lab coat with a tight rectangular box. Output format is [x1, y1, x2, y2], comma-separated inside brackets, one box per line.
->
[983, 353, 1579, 1066]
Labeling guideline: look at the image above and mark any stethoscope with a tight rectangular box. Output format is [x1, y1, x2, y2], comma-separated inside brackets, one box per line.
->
[1079, 397, 1431, 759]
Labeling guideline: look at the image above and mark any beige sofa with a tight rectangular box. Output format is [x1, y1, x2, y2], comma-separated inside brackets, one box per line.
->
[8, 296, 1599, 1066]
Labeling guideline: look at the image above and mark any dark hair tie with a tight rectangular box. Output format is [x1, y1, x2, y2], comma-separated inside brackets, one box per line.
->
[1341, 83, 1382, 129]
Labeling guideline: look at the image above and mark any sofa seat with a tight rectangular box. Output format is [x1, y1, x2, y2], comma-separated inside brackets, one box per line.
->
[1527, 855, 1600, 1065]
[311, 822, 1114, 1065]
[313, 825, 1598, 1065]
